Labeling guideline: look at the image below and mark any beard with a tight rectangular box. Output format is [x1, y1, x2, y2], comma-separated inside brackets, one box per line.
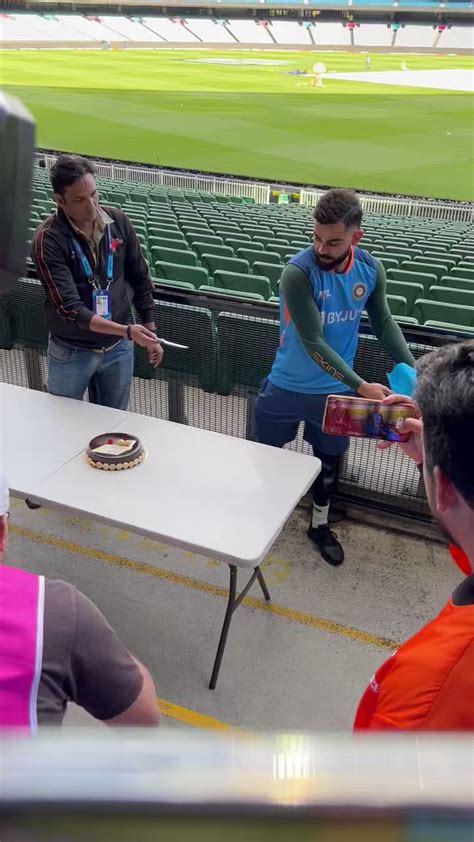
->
[313, 245, 352, 272]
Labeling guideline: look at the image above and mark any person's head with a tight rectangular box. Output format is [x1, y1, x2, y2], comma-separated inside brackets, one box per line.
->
[0, 475, 9, 563]
[50, 154, 98, 228]
[312, 189, 364, 271]
[415, 340, 474, 554]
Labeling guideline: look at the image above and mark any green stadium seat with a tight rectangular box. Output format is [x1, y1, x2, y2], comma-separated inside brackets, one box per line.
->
[187, 234, 224, 248]
[387, 295, 407, 316]
[386, 281, 424, 314]
[149, 194, 170, 204]
[387, 269, 437, 295]
[267, 244, 296, 261]
[449, 267, 474, 282]
[148, 223, 181, 236]
[152, 247, 197, 267]
[384, 246, 423, 259]
[254, 235, 289, 248]
[215, 313, 279, 396]
[439, 276, 474, 293]
[394, 316, 419, 326]
[290, 240, 309, 249]
[401, 262, 446, 284]
[152, 279, 195, 292]
[236, 248, 272, 269]
[424, 321, 474, 335]
[213, 271, 271, 300]
[413, 299, 474, 328]
[193, 242, 234, 260]
[201, 254, 250, 277]
[374, 256, 399, 272]
[428, 286, 474, 308]
[199, 286, 265, 302]
[148, 236, 187, 254]
[134, 300, 216, 393]
[252, 262, 284, 296]
[224, 237, 255, 253]
[154, 261, 209, 288]
[414, 255, 456, 271]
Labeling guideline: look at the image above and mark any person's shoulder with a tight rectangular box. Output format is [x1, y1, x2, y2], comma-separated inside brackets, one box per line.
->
[354, 246, 377, 269]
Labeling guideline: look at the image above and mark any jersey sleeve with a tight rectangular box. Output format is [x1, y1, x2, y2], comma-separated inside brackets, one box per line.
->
[280, 263, 364, 391]
[365, 259, 416, 367]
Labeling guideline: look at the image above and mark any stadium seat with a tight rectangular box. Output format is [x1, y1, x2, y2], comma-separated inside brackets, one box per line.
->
[401, 262, 446, 284]
[198, 286, 265, 302]
[154, 261, 209, 288]
[387, 269, 437, 295]
[213, 271, 272, 300]
[413, 299, 474, 328]
[254, 235, 289, 248]
[428, 286, 474, 308]
[225, 237, 255, 252]
[149, 238, 188, 256]
[290, 240, 309, 249]
[386, 281, 424, 314]
[424, 321, 474, 335]
[252, 263, 284, 296]
[152, 279, 195, 292]
[201, 254, 250, 277]
[450, 267, 474, 282]
[193, 242, 234, 261]
[152, 247, 198, 267]
[134, 300, 216, 393]
[385, 246, 423, 259]
[187, 234, 224, 248]
[236, 248, 273, 269]
[373, 256, 399, 272]
[215, 313, 279, 397]
[414, 255, 456, 271]
[394, 316, 419, 326]
[386, 295, 407, 316]
[439, 276, 474, 293]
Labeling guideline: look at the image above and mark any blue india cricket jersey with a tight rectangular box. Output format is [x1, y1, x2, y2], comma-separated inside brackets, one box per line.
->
[269, 246, 378, 395]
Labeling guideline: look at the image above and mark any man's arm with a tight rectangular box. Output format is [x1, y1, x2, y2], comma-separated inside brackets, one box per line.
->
[280, 264, 388, 399]
[121, 212, 155, 328]
[366, 259, 416, 367]
[67, 588, 160, 727]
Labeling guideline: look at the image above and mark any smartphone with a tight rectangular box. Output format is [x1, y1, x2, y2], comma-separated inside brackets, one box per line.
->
[322, 395, 415, 442]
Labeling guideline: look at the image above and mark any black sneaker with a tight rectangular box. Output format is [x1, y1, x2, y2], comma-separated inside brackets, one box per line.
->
[307, 525, 344, 567]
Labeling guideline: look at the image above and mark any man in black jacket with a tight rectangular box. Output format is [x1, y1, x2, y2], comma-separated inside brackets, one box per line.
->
[32, 155, 163, 409]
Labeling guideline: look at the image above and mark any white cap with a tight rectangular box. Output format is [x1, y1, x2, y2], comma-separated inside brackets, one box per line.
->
[0, 474, 9, 516]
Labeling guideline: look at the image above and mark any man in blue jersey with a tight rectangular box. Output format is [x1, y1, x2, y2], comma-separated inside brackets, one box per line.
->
[255, 189, 415, 566]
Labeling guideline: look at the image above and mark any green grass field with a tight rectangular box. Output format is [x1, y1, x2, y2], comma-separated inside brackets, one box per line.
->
[2, 49, 473, 200]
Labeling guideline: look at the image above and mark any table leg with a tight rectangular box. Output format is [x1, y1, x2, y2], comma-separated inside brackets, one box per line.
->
[24, 348, 44, 391]
[168, 378, 188, 425]
[209, 564, 271, 690]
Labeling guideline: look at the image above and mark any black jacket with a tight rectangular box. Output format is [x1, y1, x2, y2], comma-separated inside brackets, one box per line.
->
[32, 206, 154, 349]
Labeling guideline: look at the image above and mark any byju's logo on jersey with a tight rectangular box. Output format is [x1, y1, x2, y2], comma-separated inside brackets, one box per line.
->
[352, 283, 367, 301]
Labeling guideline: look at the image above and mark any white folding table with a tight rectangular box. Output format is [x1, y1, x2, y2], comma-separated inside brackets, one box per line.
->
[1, 384, 320, 687]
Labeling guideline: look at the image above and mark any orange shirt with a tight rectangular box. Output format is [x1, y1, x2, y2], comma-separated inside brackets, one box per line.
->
[354, 588, 474, 731]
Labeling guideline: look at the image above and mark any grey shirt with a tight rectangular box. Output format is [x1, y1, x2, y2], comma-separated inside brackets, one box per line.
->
[38, 579, 143, 726]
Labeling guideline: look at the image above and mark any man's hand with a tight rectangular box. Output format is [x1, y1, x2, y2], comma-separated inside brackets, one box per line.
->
[377, 394, 423, 465]
[147, 342, 164, 368]
[129, 324, 161, 351]
[357, 382, 392, 401]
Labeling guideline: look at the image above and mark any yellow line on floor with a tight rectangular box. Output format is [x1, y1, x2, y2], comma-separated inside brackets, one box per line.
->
[158, 698, 240, 732]
[11, 524, 397, 652]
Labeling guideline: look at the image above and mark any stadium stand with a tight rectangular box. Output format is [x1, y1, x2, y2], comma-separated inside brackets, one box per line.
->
[393, 24, 437, 47]
[226, 20, 273, 44]
[268, 21, 313, 45]
[140, 17, 199, 42]
[437, 24, 474, 48]
[91, 14, 165, 42]
[313, 22, 352, 46]
[354, 23, 395, 47]
[182, 19, 234, 43]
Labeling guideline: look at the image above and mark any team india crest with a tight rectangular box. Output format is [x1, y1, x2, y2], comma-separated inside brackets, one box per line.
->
[352, 283, 367, 301]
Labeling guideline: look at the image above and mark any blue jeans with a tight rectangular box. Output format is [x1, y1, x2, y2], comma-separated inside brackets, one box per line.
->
[47, 336, 134, 410]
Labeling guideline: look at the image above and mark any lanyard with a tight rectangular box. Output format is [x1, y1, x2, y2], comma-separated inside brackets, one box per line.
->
[71, 225, 114, 291]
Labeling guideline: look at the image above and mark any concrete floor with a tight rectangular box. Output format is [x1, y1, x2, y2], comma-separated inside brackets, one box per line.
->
[8, 496, 459, 732]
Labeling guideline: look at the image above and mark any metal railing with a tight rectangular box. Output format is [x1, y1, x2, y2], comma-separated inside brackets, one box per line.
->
[300, 188, 474, 222]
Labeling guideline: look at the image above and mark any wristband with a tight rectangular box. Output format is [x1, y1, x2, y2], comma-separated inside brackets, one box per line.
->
[127, 325, 133, 341]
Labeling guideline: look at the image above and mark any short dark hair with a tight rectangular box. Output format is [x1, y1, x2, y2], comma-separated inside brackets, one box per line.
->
[415, 340, 474, 508]
[50, 154, 95, 195]
[313, 189, 363, 229]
